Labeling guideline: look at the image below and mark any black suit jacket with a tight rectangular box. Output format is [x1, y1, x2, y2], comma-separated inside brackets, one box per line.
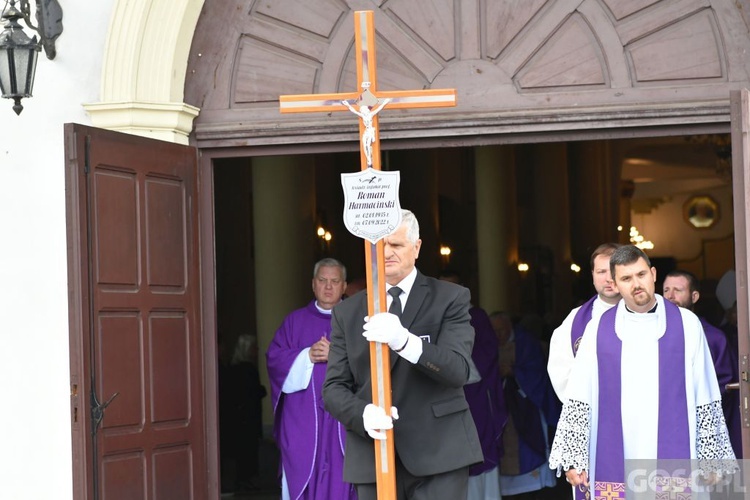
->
[322, 270, 483, 483]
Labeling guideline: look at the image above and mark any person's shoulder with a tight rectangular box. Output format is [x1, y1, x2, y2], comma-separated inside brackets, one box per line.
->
[698, 315, 720, 330]
[675, 302, 701, 324]
[551, 304, 582, 335]
[280, 302, 331, 328]
[284, 301, 315, 319]
[673, 304, 707, 343]
[700, 322, 729, 354]
[469, 305, 491, 322]
[564, 304, 583, 321]
[333, 290, 367, 316]
[421, 272, 468, 296]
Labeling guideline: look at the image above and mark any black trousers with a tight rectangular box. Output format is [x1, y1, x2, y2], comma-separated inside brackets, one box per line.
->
[355, 455, 469, 500]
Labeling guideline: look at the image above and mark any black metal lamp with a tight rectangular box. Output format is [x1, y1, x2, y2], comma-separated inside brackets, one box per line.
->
[0, 2, 39, 115]
[0, 0, 62, 115]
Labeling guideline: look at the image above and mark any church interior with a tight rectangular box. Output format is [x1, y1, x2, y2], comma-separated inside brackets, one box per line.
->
[211, 133, 735, 497]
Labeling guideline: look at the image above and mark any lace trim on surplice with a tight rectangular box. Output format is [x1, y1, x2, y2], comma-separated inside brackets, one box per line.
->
[696, 400, 739, 476]
[548, 399, 590, 476]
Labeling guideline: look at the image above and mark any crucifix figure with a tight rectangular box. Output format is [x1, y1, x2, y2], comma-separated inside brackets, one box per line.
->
[280, 10, 457, 500]
[341, 84, 391, 167]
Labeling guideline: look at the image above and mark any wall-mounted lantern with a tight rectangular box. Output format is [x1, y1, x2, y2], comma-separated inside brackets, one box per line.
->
[0, 0, 63, 114]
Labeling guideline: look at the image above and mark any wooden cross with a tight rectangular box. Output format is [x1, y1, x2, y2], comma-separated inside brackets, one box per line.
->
[280, 10, 456, 499]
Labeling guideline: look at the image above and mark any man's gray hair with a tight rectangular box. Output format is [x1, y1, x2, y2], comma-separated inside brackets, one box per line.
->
[609, 245, 651, 278]
[401, 209, 420, 244]
[313, 257, 347, 280]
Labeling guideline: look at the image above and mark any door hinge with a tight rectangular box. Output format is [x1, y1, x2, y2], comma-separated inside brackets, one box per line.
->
[84, 135, 91, 174]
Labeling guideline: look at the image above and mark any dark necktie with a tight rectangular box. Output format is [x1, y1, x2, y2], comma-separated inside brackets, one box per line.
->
[388, 287, 403, 317]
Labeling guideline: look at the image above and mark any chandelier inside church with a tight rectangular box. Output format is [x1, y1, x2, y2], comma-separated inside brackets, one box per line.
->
[629, 226, 654, 250]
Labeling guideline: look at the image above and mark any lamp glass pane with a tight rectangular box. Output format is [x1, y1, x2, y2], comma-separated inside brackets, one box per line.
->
[22, 48, 38, 96]
[0, 49, 10, 96]
[14, 48, 36, 96]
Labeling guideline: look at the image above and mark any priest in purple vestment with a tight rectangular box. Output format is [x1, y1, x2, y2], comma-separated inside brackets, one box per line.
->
[663, 270, 734, 394]
[465, 307, 507, 474]
[548, 243, 622, 403]
[550, 246, 736, 497]
[440, 271, 507, 500]
[266, 258, 357, 500]
[492, 311, 560, 497]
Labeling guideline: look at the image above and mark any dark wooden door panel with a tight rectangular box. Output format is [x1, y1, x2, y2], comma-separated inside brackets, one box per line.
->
[145, 177, 188, 289]
[66, 123, 206, 500]
[98, 313, 143, 430]
[93, 168, 140, 288]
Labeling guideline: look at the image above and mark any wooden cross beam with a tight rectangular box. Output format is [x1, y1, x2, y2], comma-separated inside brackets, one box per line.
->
[280, 10, 456, 169]
[280, 10, 456, 500]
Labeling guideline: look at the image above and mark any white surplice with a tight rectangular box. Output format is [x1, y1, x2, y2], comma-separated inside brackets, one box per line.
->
[548, 294, 736, 487]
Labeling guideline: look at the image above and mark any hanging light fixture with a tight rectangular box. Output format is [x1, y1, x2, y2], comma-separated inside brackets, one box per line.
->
[0, 0, 62, 115]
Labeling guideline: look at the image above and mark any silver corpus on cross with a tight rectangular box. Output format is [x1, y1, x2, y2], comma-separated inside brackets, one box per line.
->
[341, 82, 391, 168]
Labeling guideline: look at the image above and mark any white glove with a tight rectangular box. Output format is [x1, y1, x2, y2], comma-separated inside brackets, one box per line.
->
[363, 312, 410, 351]
[363, 403, 399, 440]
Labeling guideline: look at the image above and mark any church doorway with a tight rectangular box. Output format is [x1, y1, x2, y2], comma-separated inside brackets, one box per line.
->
[208, 133, 736, 498]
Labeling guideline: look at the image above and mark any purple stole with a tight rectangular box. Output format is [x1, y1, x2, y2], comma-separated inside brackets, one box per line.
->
[571, 296, 597, 356]
[570, 296, 596, 500]
[593, 300, 690, 499]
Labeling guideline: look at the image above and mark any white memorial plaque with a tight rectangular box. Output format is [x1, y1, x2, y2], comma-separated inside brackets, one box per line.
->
[341, 167, 401, 244]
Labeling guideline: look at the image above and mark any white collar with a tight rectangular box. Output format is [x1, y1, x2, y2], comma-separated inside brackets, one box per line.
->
[314, 301, 336, 314]
[614, 294, 666, 340]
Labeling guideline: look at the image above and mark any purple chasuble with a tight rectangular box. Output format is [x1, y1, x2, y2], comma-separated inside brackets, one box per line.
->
[699, 317, 733, 394]
[266, 301, 355, 500]
[571, 296, 597, 356]
[504, 325, 562, 475]
[464, 306, 508, 476]
[593, 300, 689, 498]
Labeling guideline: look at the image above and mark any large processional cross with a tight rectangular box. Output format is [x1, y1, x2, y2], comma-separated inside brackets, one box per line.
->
[280, 10, 457, 499]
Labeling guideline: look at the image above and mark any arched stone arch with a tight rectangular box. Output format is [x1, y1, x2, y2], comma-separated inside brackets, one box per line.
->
[84, 0, 204, 144]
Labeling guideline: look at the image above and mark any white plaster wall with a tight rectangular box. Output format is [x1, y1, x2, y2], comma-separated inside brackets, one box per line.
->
[0, 1, 115, 498]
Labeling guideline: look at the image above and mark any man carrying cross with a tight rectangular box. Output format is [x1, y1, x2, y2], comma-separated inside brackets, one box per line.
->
[323, 209, 483, 500]
[281, 10, 472, 499]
